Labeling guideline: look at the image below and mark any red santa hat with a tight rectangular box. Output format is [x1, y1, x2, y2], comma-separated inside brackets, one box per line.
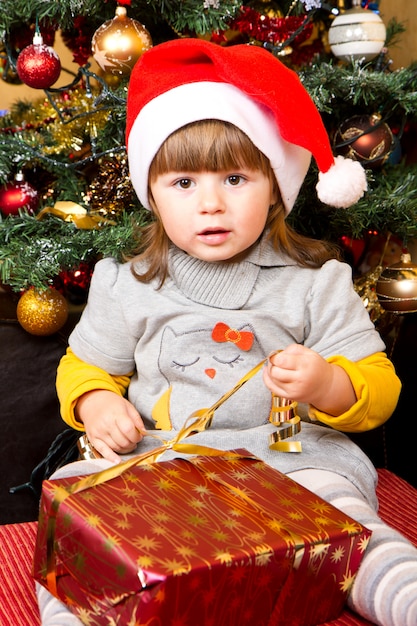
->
[126, 38, 367, 214]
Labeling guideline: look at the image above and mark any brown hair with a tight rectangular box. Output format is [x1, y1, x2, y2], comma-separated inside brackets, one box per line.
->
[129, 120, 339, 285]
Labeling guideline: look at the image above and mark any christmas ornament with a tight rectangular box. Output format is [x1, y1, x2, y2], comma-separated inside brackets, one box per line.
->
[0, 172, 39, 216]
[328, 0, 386, 62]
[16, 31, 61, 89]
[376, 253, 417, 314]
[91, 6, 153, 77]
[2, 20, 56, 85]
[333, 114, 393, 169]
[60, 262, 93, 293]
[17, 287, 69, 336]
[57, 262, 94, 305]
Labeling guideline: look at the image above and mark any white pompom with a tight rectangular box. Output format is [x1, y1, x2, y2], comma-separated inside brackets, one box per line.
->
[316, 155, 368, 208]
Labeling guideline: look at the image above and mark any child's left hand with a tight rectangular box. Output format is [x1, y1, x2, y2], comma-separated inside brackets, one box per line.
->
[263, 344, 356, 417]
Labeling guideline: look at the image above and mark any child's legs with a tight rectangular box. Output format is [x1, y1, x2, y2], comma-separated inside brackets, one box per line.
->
[289, 469, 417, 626]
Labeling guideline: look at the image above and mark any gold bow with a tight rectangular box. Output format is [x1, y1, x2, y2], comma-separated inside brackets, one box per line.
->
[36, 201, 116, 229]
[46, 355, 302, 593]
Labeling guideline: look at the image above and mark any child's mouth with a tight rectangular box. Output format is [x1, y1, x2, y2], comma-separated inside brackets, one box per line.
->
[198, 228, 230, 244]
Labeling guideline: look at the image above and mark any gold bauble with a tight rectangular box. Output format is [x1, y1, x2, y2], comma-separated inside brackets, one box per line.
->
[17, 287, 69, 335]
[92, 6, 152, 77]
[376, 254, 417, 313]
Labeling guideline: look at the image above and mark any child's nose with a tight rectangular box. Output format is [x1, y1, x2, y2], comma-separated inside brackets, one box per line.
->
[199, 185, 225, 213]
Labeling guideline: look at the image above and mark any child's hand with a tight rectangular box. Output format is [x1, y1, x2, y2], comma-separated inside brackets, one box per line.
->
[263, 344, 356, 416]
[75, 390, 146, 463]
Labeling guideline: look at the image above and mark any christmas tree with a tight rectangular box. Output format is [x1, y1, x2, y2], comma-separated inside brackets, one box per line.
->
[1, 0, 417, 335]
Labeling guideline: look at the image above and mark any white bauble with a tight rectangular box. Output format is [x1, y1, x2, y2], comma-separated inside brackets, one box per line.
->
[329, 6, 386, 62]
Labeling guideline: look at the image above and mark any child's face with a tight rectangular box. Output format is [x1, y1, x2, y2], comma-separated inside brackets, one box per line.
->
[150, 168, 276, 262]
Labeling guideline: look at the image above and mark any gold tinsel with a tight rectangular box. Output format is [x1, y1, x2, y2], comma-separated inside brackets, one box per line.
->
[353, 265, 385, 323]
[7, 88, 110, 157]
[88, 153, 135, 219]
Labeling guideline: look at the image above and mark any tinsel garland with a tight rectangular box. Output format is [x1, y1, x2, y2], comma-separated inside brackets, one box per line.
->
[89, 154, 135, 219]
[226, 5, 324, 65]
[1, 88, 111, 157]
[229, 6, 313, 48]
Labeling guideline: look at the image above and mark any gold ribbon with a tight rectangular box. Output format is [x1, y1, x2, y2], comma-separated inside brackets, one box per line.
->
[36, 201, 116, 229]
[45, 355, 302, 593]
[268, 395, 302, 453]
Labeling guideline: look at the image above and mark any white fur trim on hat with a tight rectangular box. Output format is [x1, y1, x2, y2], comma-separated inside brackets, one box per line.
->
[127, 82, 311, 214]
[316, 155, 368, 208]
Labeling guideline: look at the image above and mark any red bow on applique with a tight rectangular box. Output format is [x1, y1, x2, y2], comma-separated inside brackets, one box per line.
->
[212, 322, 254, 351]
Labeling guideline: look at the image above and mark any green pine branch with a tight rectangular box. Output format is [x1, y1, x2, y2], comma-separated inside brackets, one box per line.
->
[0, 212, 147, 291]
[300, 59, 417, 121]
[0, 0, 242, 35]
[290, 162, 417, 244]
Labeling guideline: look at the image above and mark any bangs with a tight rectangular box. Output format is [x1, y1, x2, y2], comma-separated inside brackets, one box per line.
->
[149, 120, 272, 179]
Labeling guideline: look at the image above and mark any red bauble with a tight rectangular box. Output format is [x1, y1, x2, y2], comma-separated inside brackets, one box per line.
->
[16, 33, 61, 89]
[0, 173, 39, 215]
[57, 262, 94, 304]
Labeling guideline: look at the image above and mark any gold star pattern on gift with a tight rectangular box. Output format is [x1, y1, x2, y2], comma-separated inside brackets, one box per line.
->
[34, 453, 372, 624]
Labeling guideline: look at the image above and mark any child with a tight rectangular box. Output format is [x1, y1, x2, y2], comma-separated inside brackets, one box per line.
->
[38, 39, 417, 626]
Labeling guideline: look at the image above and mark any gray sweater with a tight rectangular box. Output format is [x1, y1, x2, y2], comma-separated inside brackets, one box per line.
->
[69, 238, 385, 506]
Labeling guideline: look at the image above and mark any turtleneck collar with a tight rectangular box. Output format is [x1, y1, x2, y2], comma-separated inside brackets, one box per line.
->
[167, 235, 293, 309]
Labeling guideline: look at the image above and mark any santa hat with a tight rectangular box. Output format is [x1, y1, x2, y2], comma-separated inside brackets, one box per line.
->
[126, 38, 367, 213]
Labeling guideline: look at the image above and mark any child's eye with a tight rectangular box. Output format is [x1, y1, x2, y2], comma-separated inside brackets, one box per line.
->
[227, 175, 244, 186]
[174, 178, 193, 189]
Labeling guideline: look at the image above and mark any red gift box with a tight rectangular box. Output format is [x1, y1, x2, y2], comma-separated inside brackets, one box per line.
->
[33, 451, 371, 626]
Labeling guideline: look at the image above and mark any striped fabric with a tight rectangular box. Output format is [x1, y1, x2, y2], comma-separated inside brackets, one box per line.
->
[0, 520, 40, 625]
[0, 469, 416, 626]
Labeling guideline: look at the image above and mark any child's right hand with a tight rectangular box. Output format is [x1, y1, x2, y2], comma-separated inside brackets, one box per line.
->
[75, 390, 146, 463]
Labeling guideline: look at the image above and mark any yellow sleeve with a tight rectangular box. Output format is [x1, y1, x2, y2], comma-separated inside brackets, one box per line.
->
[309, 352, 401, 432]
[56, 347, 133, 431]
